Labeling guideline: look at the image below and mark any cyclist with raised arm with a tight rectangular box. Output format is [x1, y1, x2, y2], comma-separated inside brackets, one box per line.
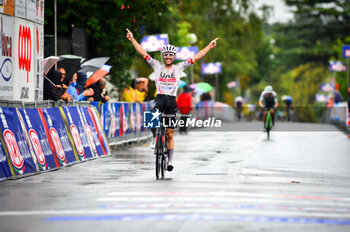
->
[126, 28, 218, 172]
[259, 85, 278, 129]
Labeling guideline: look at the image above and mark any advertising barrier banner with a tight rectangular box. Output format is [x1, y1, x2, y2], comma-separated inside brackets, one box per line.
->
[102, 102, 111, 137]
[112, 103, 121, 138]
[62, 106, 94, 161]
[0, 107, 37, 176]
[87, 107, 109, 156]
[130, 103, 136, 134]
[41, 108, 77, 166]
[122, 103, 129, 135]
[80, 107, 106, 157]
[0, 136, 11, 180]
[0, 14, 14, 100]
[18, 108, 59, 171]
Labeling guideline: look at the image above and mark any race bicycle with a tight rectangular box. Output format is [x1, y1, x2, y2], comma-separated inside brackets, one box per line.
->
[154, 114, 168, 180]
[265, 108, 273, 140]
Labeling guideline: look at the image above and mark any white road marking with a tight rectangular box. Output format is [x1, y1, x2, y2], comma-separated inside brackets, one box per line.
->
[1, 208, 350, 219]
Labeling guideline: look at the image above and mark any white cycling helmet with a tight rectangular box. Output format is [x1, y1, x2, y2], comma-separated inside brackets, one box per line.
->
[282, 95, 289, 101]
[161, 44, 177, 54]
[264, 85, 273, 93]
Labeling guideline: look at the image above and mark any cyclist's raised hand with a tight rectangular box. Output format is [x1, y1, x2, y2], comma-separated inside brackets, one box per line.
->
[126, 28, 134, 41]
[209, 37, 219, 48]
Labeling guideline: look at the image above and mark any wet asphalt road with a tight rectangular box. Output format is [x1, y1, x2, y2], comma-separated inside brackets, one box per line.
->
[0, 121, 350, 232]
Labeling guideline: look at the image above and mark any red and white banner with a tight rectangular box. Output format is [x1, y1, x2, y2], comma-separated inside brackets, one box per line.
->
[12, 18, 35, 102]
[0, 14, 14, 100]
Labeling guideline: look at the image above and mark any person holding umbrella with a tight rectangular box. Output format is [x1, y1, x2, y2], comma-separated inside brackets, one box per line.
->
[66, 72, 94, 101]
[126, 28, 219, 172]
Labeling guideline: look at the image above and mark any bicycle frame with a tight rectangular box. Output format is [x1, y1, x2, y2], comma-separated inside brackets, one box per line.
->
[265, 108, 272, 140]
[154, 115, 168, 180]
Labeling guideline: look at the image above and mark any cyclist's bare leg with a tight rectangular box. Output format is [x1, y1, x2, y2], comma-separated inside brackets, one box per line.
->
[263, 110, 268, 128]
[166, 128, 174, 171]
[166, 128, 174, 161]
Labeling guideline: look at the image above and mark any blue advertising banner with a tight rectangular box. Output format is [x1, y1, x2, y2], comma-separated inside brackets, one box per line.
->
[141, 34, 169, 52]
[0, 135, 12, 180]
[122, 103, 130, 135]
[342, 45, 350, 58]
[108, 103, 116, 138]
[62, 107, 94, 161]
[175, 46, 198, 61]
[80, 107, 105, 157]
[102, 102, 111, 137]
[42, 108, 77, 166]
[0, 108, 37, 176]
[136, 103, 142, 133]
[112, 103, 122, 138]
[87, 107, 109, 156]
[90, 101, 102, 114]
[201, 62, 222, 75]
[18, 108, 59, 171]
[130, 103, 137, 134]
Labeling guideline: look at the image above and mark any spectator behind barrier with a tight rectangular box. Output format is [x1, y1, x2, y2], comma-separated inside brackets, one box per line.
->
[75, 72, 88, 95]
[121, 79, 148, 103]
[57, 67, 69, 91]
[177, 86, 193, 133]
[88, 79, 110, 103]
[44, 69, 64, 101]
[66, 73, 94, 101]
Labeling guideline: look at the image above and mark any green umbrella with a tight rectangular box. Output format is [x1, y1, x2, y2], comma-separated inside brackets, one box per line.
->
[196, 82, 213, 93]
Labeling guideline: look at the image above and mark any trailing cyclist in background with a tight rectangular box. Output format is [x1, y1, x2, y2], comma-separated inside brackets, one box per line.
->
[234, 96, 244, 121]
[282, 95, 294, 121]
[126, 28, 219, 172]
[259, 85, 278, 130]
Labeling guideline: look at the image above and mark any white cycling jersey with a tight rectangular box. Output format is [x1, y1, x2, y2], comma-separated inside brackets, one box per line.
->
[145, 55, 194, 96]
[259, 90, 278, 103]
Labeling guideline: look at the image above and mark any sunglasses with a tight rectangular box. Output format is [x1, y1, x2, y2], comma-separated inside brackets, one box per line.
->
[163, 53, 175, 58]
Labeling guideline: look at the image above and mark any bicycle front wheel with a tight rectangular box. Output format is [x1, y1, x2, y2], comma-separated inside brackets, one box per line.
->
[155, 135, 162, 180]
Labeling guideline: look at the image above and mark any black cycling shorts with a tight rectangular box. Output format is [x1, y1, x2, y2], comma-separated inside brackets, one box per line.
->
[152, 94, 177, 129]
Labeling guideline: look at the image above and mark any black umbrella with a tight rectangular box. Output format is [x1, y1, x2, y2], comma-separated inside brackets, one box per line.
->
[79, 57, 110, 78]
[57, 55, 85, 83]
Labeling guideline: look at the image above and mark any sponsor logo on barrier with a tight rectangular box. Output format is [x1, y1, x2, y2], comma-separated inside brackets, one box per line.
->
[50, 128, 66, 164]
[28, 129, 46, 169]
[85, 124, 97, 154]
[18, 25, 32, 83]
[70, 124, 85, 159]
[3, 129, 25, 174]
